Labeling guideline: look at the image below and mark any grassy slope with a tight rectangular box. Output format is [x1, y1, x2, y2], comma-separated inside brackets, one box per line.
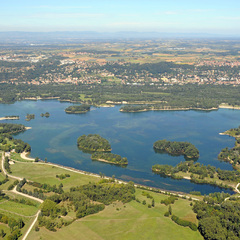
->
[28, 189, 202, 240]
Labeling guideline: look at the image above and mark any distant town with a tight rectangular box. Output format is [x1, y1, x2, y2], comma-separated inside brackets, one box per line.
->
[0, 39, 240, 86]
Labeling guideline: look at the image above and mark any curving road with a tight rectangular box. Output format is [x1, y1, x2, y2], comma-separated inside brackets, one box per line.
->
[1, 152, 42, 240]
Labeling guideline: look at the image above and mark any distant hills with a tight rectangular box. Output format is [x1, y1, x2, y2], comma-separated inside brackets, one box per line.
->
[0, 31, 239, 44]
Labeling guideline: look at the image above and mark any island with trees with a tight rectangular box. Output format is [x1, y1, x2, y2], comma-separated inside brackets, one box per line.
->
[218, 126, 240, 168]
[153, 139, 199, 159]
[25, 114, 35, 121]
[77, 134, 111, 152]
[40, 112, 50, 118]
[65, 104, 90, 114]
[91, 152, 128, 165]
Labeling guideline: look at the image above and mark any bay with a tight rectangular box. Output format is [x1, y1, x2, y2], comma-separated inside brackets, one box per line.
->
[1, 100, 239, 194]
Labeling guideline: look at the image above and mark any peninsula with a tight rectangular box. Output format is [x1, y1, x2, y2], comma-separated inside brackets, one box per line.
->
[218, 126, 240, 168]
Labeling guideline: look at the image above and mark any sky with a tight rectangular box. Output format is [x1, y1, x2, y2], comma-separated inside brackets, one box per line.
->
[1, 0, 240, 34]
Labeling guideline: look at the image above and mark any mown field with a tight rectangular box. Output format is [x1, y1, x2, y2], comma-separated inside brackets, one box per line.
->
[27, 188, 202, 240]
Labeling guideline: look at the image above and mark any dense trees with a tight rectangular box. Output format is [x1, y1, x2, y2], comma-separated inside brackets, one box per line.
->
[0, 84, 240, 110]
[0, 123, 26, 134]
[193, 200, 240, 239]
[153, 139, 199, 159]
[77, 134, 111, 152]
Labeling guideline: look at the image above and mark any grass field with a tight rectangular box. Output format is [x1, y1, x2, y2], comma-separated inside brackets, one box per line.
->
[10, 152, 34, 162]
[10, 162, 99, 191]
[27, 188, 202, 240]
[7, 154, 204, 240]
[0, 197, 38, 240]
[0, 200, 38, 217]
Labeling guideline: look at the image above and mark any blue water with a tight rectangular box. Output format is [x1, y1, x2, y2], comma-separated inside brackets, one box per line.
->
[1, 100, 239, 194]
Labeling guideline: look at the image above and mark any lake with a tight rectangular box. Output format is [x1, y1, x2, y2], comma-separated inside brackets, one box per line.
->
[1, 100, 239, 194]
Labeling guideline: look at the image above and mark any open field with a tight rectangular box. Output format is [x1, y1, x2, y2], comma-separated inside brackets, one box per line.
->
[0, 199, 38, 217]
[10, 162, 99, 191]
[27, 188, 202, 240]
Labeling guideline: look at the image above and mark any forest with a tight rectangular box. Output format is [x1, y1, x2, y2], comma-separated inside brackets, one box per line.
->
[193, 197, 240, 239]
[0, 84, 240, 110]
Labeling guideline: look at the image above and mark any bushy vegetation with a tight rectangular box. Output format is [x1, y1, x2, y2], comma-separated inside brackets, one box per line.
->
[91, 152, 128, 165]
[161, 196, 178, 205]
[77, 134, 111, 152]
[153, 139, 199, 159]
[56, 173, 70, 180]
[171, 215, 198, 231]
[0, 213, 25, 240]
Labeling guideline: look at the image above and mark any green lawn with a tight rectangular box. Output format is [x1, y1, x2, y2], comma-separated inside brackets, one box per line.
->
[10, 152, 34, 162]
[10, 162, 99, 191]
[27, 189, 203, 240]
[0, 200, 38, 217]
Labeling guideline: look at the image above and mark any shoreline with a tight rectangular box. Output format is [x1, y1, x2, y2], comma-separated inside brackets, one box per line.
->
[91, 157, 128, 165]
[17, 98, 240, 112]
[18, 151, 238, 196]
[16, 155, 200, 200]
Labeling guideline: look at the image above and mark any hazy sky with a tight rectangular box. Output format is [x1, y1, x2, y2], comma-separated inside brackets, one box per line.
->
[1, 0, 240, 34]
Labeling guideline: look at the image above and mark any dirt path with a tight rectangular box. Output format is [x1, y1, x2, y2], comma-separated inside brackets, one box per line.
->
[1, 151, 42, 240]
[1, 152, 23, 181]
[20, 152, 35, 161]
[21, 210, 41, 240]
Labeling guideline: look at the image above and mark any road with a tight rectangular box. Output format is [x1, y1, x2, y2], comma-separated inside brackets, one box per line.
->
[1, 152, 43, 240]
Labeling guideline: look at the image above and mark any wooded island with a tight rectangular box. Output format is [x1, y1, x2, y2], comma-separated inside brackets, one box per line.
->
[153, 139, 199, 159]
[77, 134, 111, 152]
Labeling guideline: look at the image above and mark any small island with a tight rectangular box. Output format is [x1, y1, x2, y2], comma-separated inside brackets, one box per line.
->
[40, 112, 50, 118]
[218, 126, 240, 168]
[77, 134, 111, 152]
[65, 104, 90, 114]
[26, 114, 35, 121]
[153, 139, 199, 159]
[91, 152, 128, 165]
